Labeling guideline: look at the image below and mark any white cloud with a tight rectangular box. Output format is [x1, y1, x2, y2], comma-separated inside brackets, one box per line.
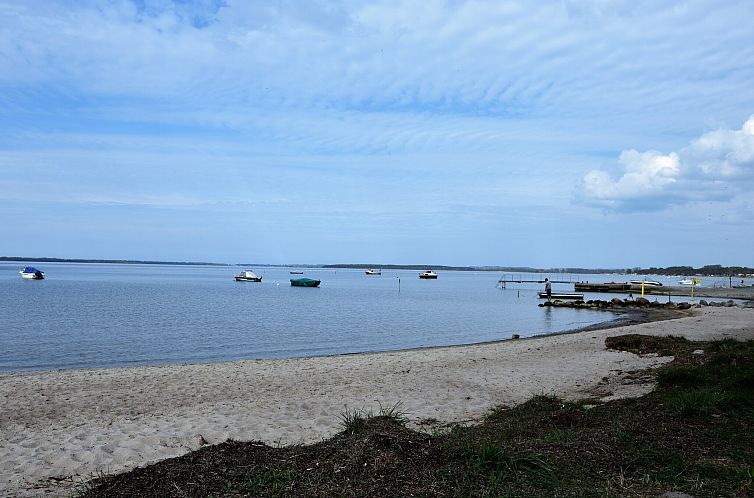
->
[579, 115, 754, 211]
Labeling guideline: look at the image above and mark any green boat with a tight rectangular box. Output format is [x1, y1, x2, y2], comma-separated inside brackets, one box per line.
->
[290, 278, 321, 287]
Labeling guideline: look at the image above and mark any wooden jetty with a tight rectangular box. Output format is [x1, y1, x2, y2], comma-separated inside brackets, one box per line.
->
[496, 274, 578, 289]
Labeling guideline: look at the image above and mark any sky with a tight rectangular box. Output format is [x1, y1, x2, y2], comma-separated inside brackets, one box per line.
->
[1, 0, 753, 267]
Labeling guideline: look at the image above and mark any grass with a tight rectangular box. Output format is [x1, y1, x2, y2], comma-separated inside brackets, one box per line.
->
[79, 335, 754, 497]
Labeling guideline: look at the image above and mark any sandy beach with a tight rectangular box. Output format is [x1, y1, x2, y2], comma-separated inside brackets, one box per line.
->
[2, 307, 753, 497]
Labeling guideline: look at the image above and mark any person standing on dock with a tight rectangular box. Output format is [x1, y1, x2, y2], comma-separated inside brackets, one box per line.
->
[544, 278, 551, 301]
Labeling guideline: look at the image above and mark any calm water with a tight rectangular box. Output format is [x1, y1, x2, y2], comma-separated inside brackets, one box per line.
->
[2, 263, 736, 372]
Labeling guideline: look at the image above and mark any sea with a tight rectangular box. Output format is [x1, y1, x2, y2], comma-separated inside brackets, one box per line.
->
[0, 263, 745, 371]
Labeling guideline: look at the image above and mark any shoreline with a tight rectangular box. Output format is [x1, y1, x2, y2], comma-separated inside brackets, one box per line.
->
[2, 307, 753, 497]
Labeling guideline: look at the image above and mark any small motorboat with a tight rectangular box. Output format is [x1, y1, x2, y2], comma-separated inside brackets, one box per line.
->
[630, 280, 662, 287]
[234, 270, 262, 282]
[365, 268, 381, 275]
[538, 292, 584, 300]
[290, 278, 320, 287]
[679, 278, 701, 286]
[419, 269, 438, 279]
[19, 267, 44, 280]
[290, 270, 304, 275]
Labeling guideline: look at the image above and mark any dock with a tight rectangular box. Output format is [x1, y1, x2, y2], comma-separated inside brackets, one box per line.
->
[574, 282, 632, 292]
[496, 274, 579, 289]
[496, 276, 754, 301]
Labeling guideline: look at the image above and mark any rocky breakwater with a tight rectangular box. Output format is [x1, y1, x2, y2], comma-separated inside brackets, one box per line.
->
[539, 297, 740, 310]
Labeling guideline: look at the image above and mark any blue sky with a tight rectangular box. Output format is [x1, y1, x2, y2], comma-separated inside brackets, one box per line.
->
[1, 0, 753, 267]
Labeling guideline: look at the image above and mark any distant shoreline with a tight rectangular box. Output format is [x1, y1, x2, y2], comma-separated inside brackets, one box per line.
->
[2, 257, 752, 277]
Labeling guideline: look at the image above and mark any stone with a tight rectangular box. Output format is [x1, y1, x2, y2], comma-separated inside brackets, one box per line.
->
[677, 302, 692, 310]
[699, 299, 709, 306]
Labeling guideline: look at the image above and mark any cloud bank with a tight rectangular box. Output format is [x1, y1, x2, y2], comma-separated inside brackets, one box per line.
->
[579, 115, 754, 212]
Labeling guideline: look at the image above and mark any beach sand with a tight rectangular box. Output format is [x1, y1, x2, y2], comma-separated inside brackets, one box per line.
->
[2, 306, 752, 497]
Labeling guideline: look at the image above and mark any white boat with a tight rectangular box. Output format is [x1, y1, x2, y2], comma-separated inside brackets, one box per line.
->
[630, 279, 663, 287]
[678, 278, 701, 286]
[234, 270, 262, 282]
[419, 269, 438, 279]
[19, 266, 44, 280]
[365, 268, 381, 275]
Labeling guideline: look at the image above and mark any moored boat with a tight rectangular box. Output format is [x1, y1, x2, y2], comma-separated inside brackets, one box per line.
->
[290, 278, 320, 287]
[234, 270, 262, 282]
[19, 267, 44, 280]
[419, 269, 438, 279]
[679, 278, 701, 286]
[365, 268, 381, 275]
[630, 280, 662, 287]
[290, 270, 304, 275]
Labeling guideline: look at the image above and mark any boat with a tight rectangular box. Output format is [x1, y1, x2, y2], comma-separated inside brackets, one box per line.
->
[290, 278, 320, 287]
[234, 270, 262, 282]
[290, 271, 304, 275]
[630, 280, 662, 287]
[419, 269, 438, 279]
[19, 267, 45, 280]
[679, 278, 701, 286]
[365, 268, 381, 275]
[538, 292, 584, 300]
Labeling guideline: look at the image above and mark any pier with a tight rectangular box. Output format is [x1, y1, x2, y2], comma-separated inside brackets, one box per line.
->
[497, 275, 754, 301]
[496, 274, 579, 288]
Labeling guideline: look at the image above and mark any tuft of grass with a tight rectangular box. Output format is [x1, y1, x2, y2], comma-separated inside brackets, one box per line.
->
[339, 407, 367, 434]
[377, 401, 409, 425]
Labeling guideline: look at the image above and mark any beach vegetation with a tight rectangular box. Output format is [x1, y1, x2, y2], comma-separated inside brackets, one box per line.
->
[79, 335, 754, 497]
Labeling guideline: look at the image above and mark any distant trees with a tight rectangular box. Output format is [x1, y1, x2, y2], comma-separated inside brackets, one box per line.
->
[636, 265, 754, 276]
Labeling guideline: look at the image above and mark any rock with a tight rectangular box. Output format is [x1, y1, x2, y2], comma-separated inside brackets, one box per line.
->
[511, 334, 520, 339]
[677, 302, 692, 310]
[195, 434, 208, 446]
[611, 298, 624, 306]
[699, 299, 709, 306]
[692, 349, 704, 355]
[725, 300, 736, 307]
[664, 302, 678, 309]
[636, 297, 650, 306]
